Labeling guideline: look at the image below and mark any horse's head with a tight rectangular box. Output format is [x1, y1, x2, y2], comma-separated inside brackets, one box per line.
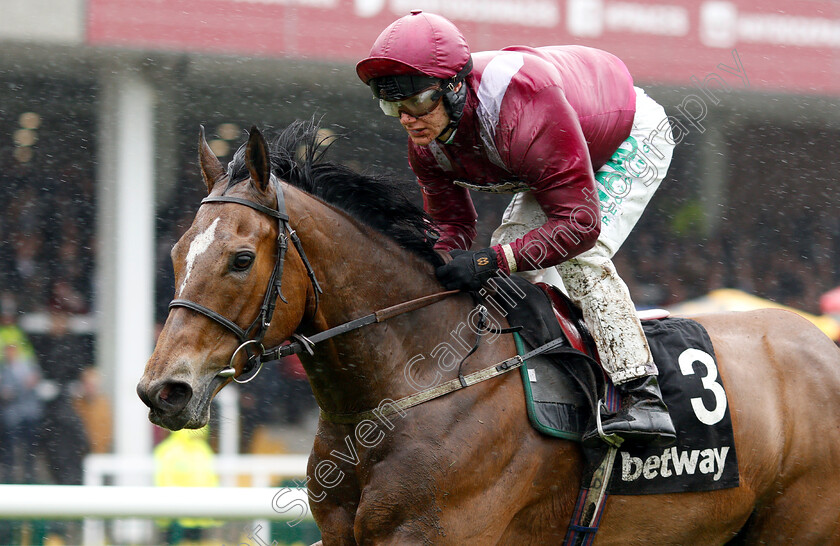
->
[137, 126, 313, 430]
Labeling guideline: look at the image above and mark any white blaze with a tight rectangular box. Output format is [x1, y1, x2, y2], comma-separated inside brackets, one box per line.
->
[178, 217, 220, 297]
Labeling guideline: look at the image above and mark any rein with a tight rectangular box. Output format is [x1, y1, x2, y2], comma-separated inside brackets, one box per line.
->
[266, 289, 459, 360]
[167, 175, 459, 383]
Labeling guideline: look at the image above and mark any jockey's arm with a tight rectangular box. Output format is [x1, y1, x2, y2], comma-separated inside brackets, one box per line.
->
[413, 160, 478, 252]
[494, 86, 601, 274]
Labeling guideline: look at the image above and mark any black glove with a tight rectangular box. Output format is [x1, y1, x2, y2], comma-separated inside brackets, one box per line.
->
[435, 248, 499, 291]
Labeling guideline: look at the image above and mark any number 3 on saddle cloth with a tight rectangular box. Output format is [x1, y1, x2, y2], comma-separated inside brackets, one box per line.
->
[482, 275, 740, 495]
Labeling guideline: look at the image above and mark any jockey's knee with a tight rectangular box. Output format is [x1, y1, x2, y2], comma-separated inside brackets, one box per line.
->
[559, 255, 619, 300]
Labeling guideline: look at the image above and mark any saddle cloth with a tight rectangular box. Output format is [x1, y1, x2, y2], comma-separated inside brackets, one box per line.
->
[485, 275, 740, 495]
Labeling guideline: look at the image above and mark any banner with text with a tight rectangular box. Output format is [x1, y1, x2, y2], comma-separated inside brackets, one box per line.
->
[87, 0, 840, 94]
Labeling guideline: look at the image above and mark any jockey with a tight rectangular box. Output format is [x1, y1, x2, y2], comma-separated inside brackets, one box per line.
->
[356, 11, 677, 448]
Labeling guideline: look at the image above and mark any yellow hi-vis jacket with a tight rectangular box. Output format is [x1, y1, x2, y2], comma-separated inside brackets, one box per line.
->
[154, 427, 221, 528]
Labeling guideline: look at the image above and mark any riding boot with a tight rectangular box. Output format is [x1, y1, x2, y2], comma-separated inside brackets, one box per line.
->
[584, 374, 676, 448]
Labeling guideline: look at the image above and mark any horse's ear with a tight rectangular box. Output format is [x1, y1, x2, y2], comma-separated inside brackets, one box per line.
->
[245, 126, 271, 193]
[198, 125, 225, 194]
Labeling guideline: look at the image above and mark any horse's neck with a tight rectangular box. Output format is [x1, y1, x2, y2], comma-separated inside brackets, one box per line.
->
[289, 190, 470, 414]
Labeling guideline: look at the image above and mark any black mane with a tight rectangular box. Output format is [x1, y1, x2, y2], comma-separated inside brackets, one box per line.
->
[226, 120, 442, 266]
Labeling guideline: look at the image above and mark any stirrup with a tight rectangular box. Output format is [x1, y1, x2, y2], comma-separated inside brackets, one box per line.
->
[594, 400, 625, 449]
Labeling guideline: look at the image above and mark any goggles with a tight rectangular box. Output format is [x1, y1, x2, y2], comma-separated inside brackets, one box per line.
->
[378, 87, 445, 118]
[370, 74, 440, 99]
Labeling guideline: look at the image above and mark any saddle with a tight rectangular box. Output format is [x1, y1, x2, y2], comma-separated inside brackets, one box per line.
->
[482, 274, 603, 439]
[482, 274, 740, 496]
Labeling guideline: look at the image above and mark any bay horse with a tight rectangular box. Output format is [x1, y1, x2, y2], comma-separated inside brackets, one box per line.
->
[138, 123, 840, 544]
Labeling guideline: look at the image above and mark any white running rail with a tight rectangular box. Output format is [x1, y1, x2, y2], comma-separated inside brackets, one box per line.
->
[0, 485, 310, 520]
[0, 454, 315, 545]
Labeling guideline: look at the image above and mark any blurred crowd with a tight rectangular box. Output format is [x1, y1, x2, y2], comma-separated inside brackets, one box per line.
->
[0, 292, 111, 471]
[0, 157, 104, 486]
[616, 201, 840, 316]
[0, 160, 95, 316]
[0, 159, 103, 543]
[0, 292, 110, 544]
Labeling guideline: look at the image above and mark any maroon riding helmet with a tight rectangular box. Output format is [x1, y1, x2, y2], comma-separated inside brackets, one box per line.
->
[357, 11, 473, 128]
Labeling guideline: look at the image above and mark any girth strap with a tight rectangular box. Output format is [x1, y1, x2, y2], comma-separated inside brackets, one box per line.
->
[563, 382, 622, 545]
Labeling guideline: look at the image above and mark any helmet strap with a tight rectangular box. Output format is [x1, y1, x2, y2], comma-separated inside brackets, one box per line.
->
[438, 57, 473, 142]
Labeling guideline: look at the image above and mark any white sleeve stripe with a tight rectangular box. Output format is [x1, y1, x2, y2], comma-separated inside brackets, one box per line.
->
[476, 52, 525, 136]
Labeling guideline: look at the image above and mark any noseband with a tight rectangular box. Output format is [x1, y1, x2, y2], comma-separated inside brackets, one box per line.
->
[168, 174, 322, 383]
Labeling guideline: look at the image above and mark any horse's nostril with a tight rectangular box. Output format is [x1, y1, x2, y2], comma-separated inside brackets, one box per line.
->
[155, 381, 193, 413]
[137, 383, 153, 408]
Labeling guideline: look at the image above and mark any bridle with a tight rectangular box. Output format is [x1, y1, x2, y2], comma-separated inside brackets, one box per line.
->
[168, 174, 322, 383]
[167, 173, 458, 384]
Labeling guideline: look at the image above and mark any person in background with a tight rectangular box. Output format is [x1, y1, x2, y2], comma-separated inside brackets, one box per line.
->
[0, 292, 40, 485]
[0, 292, 35, 362]
[154, 426, 221, 544]
[34, 295, 90, 486]
[0, 295, 44, 546]
[0, 342, 43, 484]
[72, 367, 113, 454]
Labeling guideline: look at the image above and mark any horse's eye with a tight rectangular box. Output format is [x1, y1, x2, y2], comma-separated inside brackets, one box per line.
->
[232, 252, 255, 271]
